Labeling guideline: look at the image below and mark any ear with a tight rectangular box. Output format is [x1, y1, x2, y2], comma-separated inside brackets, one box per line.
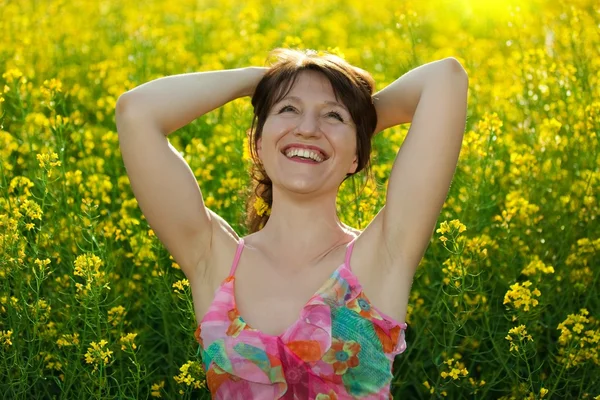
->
[348, 155, 358, 174]
[257, 137, 262, 158]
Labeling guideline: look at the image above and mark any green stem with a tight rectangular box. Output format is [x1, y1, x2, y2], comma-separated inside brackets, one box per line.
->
[522, 350, 535, 395]
[132, 350, 141, 398]
[548, 358, 568, 396]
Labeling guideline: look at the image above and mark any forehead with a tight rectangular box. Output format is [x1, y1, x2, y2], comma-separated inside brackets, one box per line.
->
[285, 70, 337, 100]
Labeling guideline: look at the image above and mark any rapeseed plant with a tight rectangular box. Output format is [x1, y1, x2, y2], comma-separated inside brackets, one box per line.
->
[174, 360, 206, 392]
[505, 325, 533, 353]
[119, 333, 138, 351]
[151, 380, 166, 397]
[1, 0, 599, 397]
[503, 281, 542, 312]
[440, 357, 469, 380]
[84, 339, 113, 372]
[556, 309, 600, 369]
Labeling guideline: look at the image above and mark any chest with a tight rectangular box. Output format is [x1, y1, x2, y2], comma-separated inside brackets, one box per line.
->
[195, 270, 407, 399]
[192, 233, 409, 337]
[232, 260, 348, 337]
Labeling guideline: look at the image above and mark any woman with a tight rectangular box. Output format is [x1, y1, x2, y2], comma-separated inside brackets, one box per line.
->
[115, 48, 468, 399]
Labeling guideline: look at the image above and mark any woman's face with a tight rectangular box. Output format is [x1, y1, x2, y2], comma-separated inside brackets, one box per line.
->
[257, 70, 358, 195]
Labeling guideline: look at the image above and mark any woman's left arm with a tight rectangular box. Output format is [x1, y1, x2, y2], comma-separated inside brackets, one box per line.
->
[372, 58, 469, 270]
[372, 57, 466, 133]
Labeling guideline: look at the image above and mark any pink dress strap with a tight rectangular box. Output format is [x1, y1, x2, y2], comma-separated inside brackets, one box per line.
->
[229, 238, 245, 277]
[344, 235, 358, 270]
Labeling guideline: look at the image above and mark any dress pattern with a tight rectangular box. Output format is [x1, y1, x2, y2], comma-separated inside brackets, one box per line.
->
[194, 238, 408, 399]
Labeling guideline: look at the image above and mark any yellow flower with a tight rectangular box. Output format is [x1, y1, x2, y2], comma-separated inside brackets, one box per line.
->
[8, 176, 35, 197]
[436, 221, 450, 235]
[521, 255, 555, 276]
[0, 330, 13, 347]
[84, 339, 113, 372]
[57, 333, 80, 348]
[20, 199, 43, 220]
[505, 324, 533, 352]
[503, 281, 541, 312]
[440, 357, 469, 380]
[36, 150, 61, 169]
[423, 381, 435, 394]
[242, 136, 252, 162]
[172, 279, 190, 293]
[34, 258, 51, 273]
[108, 305, 127, 327]
[2, 67, 23, 84]
[35, 150, 62, 178]
[556, 309, 600, 369]
[436, 219, 467, 235]
[450, 219, 467, 233]
[253, 196, 271, 216]
[151, 380, 165, 397]
[73, 253, 110, 297]
[173, 360, 206, 390]
[119, 332, 138, 351]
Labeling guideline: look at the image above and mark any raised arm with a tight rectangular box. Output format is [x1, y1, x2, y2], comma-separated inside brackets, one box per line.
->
[115, 67, 266, 280]
[117, 67, 267, 135]
[371, 58, 468, 271]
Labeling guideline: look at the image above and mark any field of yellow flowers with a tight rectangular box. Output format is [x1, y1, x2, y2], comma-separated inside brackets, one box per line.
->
[1, 0, 599, 398]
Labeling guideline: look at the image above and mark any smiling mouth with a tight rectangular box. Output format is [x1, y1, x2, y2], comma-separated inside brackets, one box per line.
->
[280, 147, 328, 161]
[281, 151, 325, 164]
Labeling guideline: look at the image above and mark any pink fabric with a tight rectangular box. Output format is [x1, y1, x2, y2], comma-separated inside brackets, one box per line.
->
[194, 237, 408, 399]
[229, 237, 245, 276]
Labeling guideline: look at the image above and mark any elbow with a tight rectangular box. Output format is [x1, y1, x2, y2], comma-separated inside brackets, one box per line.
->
[444, 57, 469, 80]
[115, 94, 146, 137]
[115, 93, 135, 117]
[115, 93, 149, 126]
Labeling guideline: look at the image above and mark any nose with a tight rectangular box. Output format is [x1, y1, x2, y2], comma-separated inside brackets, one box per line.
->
[294, 112, 321, 137]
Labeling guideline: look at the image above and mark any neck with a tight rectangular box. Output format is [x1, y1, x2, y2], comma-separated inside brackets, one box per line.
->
[256, 185, 355, 258]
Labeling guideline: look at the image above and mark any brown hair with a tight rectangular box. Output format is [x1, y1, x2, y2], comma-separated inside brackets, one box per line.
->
[244, 48, 378, 233]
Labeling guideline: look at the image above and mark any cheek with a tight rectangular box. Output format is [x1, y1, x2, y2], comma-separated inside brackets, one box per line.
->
[263, 118, 288, 136]
[256, 135, 275, 160]
[334, 132, 358, 155]
[261, 119, 289, 149]
[261, 119, 278, 140]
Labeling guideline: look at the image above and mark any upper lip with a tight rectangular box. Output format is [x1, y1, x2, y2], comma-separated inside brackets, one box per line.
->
[281, 143, 329, 159]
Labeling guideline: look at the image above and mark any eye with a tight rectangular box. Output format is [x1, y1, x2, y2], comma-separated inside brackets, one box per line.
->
[327, 111, 344, 122]
[278, 104, 296, 113]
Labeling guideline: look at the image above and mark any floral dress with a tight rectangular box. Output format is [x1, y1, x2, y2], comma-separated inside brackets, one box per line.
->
[195, 237, 408, 399]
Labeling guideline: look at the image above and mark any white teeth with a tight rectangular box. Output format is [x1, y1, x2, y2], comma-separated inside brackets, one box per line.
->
[284, 148, 323, 162]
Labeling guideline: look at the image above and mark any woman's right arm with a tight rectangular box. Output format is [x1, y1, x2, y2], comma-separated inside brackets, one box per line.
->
[117, 67, 267, 135]
[115, 67, 266, 280]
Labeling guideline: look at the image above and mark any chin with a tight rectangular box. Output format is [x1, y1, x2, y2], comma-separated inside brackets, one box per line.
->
[282, 181, 320, 194]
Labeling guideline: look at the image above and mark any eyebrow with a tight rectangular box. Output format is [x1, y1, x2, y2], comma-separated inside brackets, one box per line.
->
[280, 96, 349, 113]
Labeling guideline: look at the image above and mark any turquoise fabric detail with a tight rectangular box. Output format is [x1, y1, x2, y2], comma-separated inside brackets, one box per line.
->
[200, 348, 211, 372]
[233, 342, 271, 372]
[332, 306, 391, 396]
[206, 339, 233, 373]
